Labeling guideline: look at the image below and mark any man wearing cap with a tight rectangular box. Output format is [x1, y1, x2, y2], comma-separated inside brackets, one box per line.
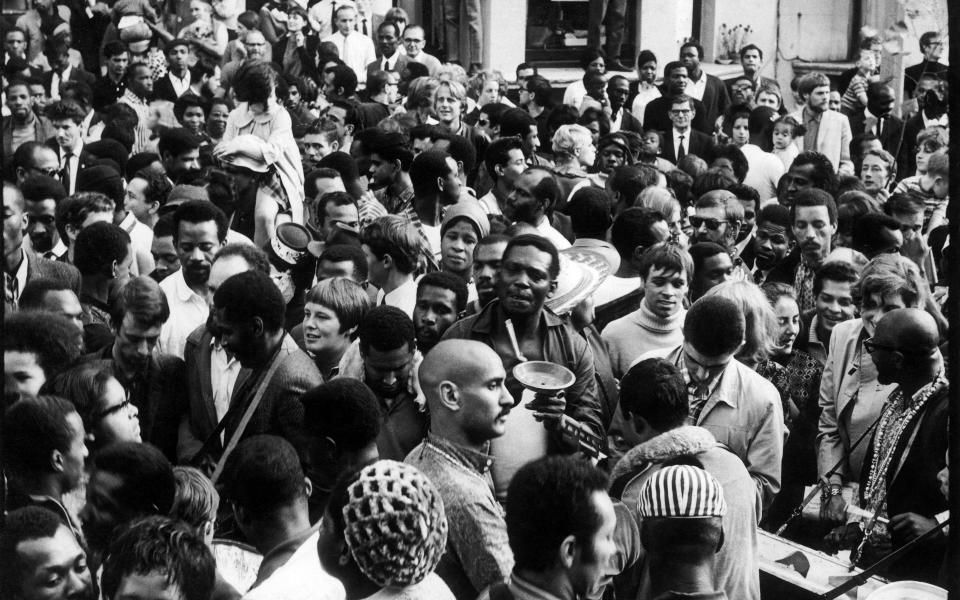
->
[443, 234, 603, 497]
[611, 358, 759, 600]
[750, 204, 792, 285]
[406, 340, 515, 599]
[636, 464, 730, 600]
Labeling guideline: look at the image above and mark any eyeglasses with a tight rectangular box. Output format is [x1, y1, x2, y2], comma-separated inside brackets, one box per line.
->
[689, 216, 729, 230]
[94, 398, 133, 420]
[29, 166, 61, 178]
[863, 337, 898, 354]
[403, 38, 424, 44]
[670, 109, 692, 116]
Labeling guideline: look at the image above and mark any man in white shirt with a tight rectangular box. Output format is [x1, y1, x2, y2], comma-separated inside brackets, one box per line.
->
[152, 40, 193, 102]
[478, 137, 526, 216]
[401, 24, 440, 75]
[158, 200, 228, 358]
[503, 167, 571, 250]
[365, 20, 409, 79]
[322, 5, 376, 84]
[740, 106, 785, 202]
[360, 215, 421, 317]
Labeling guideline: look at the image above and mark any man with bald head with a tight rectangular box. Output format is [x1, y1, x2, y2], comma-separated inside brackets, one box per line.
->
[851, 308, 947, 582]
[405, 340, 514, 599]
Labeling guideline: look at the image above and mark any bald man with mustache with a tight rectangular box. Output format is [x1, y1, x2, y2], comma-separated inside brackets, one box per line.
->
[405, 340, 515, 600]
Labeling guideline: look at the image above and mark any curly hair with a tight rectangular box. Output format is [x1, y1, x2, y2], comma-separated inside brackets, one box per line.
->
[357, 305, 415, 355]
[300, 379, 382, 453]
[73, 222, 131, 278]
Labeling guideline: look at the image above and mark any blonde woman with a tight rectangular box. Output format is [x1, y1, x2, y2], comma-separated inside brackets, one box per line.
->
[551, 124, 602, 205]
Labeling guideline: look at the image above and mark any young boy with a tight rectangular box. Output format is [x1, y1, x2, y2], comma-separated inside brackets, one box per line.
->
[841, 48, 876, 116]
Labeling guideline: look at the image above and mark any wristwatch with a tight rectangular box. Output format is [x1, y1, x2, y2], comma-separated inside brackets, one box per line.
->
[820, 484, 842, 502]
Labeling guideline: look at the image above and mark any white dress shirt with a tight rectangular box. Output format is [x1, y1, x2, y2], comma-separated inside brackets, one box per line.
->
[686, 71, 707, 101]
[672, 128, 690, 158]
[375, 277, 417, 317]
[158, 269, 209, 359]
[379, 50, 400, 71]
[321, 30, 376, 83]
[168, 69, 192, 97]
[59, 140, 83, 195]
[209, 341, 241, 425]
[535, 218, 572, 250]
[631, 83, 661, 125]
[50, 64, 73, 100]
[119, 211, 154, 276]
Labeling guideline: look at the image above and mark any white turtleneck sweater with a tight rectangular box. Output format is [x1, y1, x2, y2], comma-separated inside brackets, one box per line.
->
[601, 301, 687, 379]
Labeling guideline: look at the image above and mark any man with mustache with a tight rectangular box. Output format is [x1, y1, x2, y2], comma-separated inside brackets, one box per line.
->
[157, 201, 228, 359]
[91, 276, 185, 461]
[413, 271, 467, 355]
[20, 175, 67, 260]
[443, 234, 603, 497]
[766, 188, 838, 313]
[751, 203, 792, 285]
[405, 340, 516, 599]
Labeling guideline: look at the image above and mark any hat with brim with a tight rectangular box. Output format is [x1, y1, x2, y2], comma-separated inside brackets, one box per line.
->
[546, 247, 611, 316]
[268, 222, 313, 268]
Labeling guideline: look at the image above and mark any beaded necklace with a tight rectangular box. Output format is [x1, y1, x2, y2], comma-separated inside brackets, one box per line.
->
[863, 370, 947, 510]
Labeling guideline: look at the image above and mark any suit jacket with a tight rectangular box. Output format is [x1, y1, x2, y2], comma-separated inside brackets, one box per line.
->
[26, 248, 81, 291]
[150, 70, 197, 103]
[177, 325, 252, 463]
[903, 60, 949, 98]
[661, 128, 712, 164]
[366, 52, 411, 79]
[613, 107, 643, 134]
[2, 113, 54, 168]
[643, 94, 710, 135]
[203, 333, 322, 459]
[788, 108, 853, 174]
[45, 139, 96, 193]
[847, 110, 905, 161]
[694, 72, 731, 132]
[43, 67, 95, 96]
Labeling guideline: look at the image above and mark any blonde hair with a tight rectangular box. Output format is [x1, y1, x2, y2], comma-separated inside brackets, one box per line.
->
[635, 186, 679, 218]
[705, 280, 779, 365]
[551, 124, 593, 161]
[171, 466, 219, 531]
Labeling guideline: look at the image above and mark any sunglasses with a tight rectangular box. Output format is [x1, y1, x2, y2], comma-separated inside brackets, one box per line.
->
[689, 216, 729, 230]
[863, 337, 897, 354]
[95, 398, 133, 420]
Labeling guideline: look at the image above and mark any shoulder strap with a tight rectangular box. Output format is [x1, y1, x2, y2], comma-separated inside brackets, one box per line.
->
[488, 582, 514, 600]
[208, 347, 286, 484]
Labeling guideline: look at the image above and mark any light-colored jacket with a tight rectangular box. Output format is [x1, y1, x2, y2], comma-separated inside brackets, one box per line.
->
[788, 107, 854, 174]
[639, 346, 785, 510]
[816, 318, 894, 486]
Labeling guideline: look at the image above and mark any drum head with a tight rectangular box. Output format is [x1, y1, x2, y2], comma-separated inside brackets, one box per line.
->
[865, 581, 947, 600]
[211, 539, 263, 593]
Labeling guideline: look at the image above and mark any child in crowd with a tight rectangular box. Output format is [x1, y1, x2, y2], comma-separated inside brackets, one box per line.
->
[637, 129, 674, 171]
[771, 115, 805, 169]
[841, 48, 876, 116]
[213, 61, 305, 246]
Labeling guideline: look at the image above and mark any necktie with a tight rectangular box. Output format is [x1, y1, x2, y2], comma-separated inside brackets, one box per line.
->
[5, 271, 18, 307]
[383, 57, 389, 71]
[876, 116, 883, 138]
[61, 152, 73, 191]
[330, 1, 336, 31]
[677, 135, 686, 161]
[362, 17, 368, 36]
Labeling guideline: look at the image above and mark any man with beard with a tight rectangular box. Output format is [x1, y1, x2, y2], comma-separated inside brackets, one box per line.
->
[201, 270, 321, 465]
[157, 201, 227, 358]
[793, 260, 858, 365]
[3, 80, 53, 159]
[751, 203, 792, 285]
[413, 271, 468, 355]
[72, 221, 131, 345]
[0, 506, 95, 600]
[158, 128, 202, 185]
[20, 174, 67, 260]
[443, 234, 603, 497]
[79, 442, 176, 572]
[87, 276, 184, 460]
[478, 137, 526, 216]
[405, 340, 515, 599]
[468, 233, 508, 315]
[366, 131, 414, 215]
[504, 167, 570, 250]
[788, 72, 853, 174]
[728, 76, 756, 109]
[117, 63, 155, 154]
[644, 62, 709, 136]
[766, 188, 838, 313]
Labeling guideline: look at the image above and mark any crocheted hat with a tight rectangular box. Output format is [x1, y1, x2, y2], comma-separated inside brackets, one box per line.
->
[636, 464, 727, 519]
[342, 461, 448, 588]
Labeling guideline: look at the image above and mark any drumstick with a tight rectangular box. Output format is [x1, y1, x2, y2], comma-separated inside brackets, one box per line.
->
[505, 319, 527, 362]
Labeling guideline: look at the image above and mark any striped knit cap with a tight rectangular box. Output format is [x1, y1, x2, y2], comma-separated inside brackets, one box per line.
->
[342, 460, 448, 587]
[636, 465, 727, 518]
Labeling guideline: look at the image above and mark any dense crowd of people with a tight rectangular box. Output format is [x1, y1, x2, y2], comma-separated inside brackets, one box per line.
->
[1, 2, 953, 599]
